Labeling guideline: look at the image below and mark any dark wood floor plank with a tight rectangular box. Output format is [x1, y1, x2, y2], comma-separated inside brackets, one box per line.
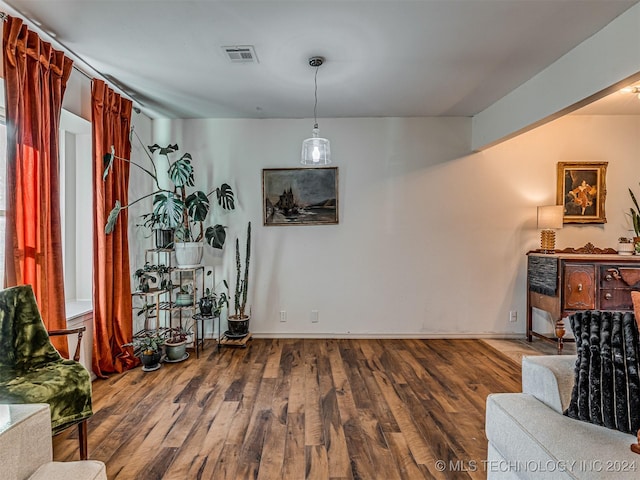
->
[304, 340, 324, 446]
[184, 400, 240, 480]
[283, 412, 306, 479]
[306, 444, 329, 480]
[52, 339, 521, 479]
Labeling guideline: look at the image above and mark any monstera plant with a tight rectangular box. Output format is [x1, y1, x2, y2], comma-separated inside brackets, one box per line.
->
[104, 143, 235, 253]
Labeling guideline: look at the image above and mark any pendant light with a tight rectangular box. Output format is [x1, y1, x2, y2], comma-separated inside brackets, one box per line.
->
[301, 56, 331, 165]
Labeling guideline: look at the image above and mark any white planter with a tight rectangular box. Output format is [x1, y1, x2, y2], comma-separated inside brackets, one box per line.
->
[617, 242, 635, 256]
[175, 242, 203, 267]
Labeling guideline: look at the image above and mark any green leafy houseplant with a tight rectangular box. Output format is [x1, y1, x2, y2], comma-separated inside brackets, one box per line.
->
[122, 332, 165, 356]
[200, 286, 229, 317]
[103, 142, 235, 249]
[133, 263, 171, 292]
[165, 326, 190, 344]
[629, 185, 640, 237]
[136, 212, 174, 249]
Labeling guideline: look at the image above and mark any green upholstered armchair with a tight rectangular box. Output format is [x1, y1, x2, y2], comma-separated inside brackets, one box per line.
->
[0, 285, 93, 459]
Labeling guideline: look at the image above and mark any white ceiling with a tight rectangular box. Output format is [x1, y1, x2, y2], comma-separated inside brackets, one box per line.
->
[3, 0, 640, 119]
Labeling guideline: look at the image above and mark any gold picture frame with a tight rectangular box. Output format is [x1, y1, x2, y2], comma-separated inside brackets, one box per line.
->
[556, 162, 607, 224]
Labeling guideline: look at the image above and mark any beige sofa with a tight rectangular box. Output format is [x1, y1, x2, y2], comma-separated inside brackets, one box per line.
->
[486, 356, 639, 479]
[0, 403, 106, 480]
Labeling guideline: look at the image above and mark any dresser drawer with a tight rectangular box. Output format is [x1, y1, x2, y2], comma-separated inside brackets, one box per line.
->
[563, 264, 596, 310]
[600, 266, 640, 289]
[600, 288, 633, 310]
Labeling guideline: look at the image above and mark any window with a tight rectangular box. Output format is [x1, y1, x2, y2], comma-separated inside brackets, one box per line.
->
[0, 79, 92, 315]
[0, 121, 5, 281]
[59, 110, 93, 315]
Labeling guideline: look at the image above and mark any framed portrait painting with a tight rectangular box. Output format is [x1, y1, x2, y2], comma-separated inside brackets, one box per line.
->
[263, 167, 338, 226]
[556, 162, 607, 224]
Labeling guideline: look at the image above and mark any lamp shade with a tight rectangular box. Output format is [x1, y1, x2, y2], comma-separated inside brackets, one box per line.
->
[537, 205, 564, 229]
[301, 127, 331, 165]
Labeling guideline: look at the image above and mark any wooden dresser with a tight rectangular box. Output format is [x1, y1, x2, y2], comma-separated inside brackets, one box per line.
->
[527, 251, 640, 351]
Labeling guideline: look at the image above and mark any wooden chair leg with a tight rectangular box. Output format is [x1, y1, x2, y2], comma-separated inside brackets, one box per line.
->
[78, 420, 88, 460]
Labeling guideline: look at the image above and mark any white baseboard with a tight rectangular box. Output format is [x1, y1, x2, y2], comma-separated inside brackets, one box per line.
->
[207, 332, 524, 340]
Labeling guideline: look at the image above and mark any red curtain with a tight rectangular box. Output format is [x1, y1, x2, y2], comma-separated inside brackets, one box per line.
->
[91, 79, 138, 377]
[3, 16, 71, 356]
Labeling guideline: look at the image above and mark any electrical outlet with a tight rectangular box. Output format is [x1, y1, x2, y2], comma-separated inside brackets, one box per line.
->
[280, 310, 287, 322]
[311, 310, 319, 323]
[509, 310, 517, 323]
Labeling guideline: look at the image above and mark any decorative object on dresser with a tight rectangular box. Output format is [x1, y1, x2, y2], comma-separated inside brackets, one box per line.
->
[557, 242, 617, 255]
[618, 237, 635, 256]
[536, 205, 563, 253]
[103, 140, 236, 265]
[526, 248, 640, 352]
[263, 167, 339, 226]
[556, 161, 607, 224]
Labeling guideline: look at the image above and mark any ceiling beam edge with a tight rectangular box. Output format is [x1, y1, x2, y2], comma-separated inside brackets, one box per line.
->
[471, 2, 640, 152]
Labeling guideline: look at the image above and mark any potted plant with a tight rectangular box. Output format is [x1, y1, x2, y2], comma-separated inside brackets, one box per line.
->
[123, 333, 165, 372]
[164, 326, 190, 361]
[133, 264, 156, 293]
[199, 286, 229, 317]
[175, 284, 193, 307]
[137, 212, 174, 250]
[103, 143, 236, 265]
[629, 185, 640, 245]
[228, 222, 251, 337]
[133, 263, 172, 292]
[617, 237, 635, 256]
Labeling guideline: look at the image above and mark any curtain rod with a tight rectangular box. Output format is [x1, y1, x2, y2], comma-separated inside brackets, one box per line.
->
[0, 10, 140, 110]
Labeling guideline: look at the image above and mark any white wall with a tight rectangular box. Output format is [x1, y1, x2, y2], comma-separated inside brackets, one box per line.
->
[141, 114, 639, 338]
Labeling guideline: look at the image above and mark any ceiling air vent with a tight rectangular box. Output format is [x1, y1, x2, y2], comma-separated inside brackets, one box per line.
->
[222, 45, 258, 63]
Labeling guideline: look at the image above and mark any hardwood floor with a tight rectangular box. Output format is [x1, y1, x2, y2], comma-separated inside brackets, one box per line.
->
[53, 339, 522, 479]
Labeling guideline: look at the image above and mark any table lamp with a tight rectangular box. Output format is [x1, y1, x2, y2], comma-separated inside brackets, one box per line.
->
[537, 205, 564, 253]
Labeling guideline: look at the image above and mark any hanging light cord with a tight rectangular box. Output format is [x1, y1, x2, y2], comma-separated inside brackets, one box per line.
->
[313, 65, 319, 128]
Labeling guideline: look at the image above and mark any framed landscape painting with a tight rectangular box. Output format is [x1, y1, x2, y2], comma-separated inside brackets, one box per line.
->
[263, 167, 339, 226]
[556, 161, 607, 224]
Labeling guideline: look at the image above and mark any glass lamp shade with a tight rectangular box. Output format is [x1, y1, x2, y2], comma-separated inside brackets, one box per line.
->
[301, 127, 331, 165]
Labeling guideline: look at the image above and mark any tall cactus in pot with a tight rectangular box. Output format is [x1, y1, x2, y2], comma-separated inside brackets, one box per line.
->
[233, 222, 251, 319]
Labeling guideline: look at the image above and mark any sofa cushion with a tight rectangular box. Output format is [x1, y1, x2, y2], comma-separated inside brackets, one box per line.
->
[0, 404, 52, 480]
[487, 393, 638, 480]
[522, 355, 576, 414]
[565, 311, 640, 434]
[29, 461, 107, 480]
